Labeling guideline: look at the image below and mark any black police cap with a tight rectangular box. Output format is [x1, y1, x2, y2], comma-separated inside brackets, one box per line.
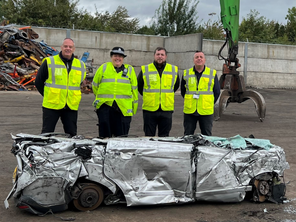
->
[110, 47, 127, 57]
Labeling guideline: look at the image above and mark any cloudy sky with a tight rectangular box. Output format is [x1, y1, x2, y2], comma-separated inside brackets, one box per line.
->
[77, 0, 295, 26]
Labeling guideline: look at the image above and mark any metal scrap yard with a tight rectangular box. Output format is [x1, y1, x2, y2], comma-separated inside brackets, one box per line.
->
[0, 25, 59, 91]
[1, 0, 296, 220]
[0, 25, 93, 93]
[0, 88, 296, 222]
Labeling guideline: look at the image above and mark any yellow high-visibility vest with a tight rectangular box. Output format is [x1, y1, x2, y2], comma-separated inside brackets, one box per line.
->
[92, 62, 138, 116]
[183, 66, 216, 115]
[142, 63, 178, 111]
[42, 55, 86, 110]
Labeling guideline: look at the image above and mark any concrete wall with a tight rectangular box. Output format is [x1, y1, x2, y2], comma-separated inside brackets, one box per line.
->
[201, 40, 296, 89]
[243, 43, 296, 88]
[33, 27, 296, 89]
[164, 33, 203, 71]
[33, 27, 164, 74]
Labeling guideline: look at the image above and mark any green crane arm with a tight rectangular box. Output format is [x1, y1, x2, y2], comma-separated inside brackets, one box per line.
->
[219, 0, 240, 63]
[215, 0, 266, 122]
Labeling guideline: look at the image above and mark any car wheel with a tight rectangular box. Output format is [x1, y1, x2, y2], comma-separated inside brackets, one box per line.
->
[73, 183, 104, 211]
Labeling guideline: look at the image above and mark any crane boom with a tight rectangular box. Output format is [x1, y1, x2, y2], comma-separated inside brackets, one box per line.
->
[220, 0, 239, 62]
[214, 0, 266, 122]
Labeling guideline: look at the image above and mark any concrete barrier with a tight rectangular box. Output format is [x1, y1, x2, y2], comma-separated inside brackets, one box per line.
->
[32, 27, 296, 89]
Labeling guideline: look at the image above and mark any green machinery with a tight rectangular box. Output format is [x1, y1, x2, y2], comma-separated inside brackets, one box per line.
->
[215, 0, 266, 121]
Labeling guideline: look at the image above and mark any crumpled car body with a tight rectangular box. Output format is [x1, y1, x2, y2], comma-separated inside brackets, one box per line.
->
[4, 133, 289, 215]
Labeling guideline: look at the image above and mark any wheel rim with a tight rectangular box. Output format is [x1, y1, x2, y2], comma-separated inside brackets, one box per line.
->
[258, 180, 270, 196]
[73, 183, 104, 211]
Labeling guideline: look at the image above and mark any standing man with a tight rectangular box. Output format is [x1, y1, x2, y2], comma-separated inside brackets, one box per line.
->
[92, 47, 138, 138]
[138, 47, 180, 137]
[181, 50, 220, 136]
[35, 38, 86, 137]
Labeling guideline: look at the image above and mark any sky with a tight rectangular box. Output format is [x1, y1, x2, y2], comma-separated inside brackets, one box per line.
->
[77, 0, 295, 27]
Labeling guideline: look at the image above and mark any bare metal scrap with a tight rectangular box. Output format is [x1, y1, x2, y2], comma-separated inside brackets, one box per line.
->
[4, 133, 289, 215]
[0, 25, 93, 92]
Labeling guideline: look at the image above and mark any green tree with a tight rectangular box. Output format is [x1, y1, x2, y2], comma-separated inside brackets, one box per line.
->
[268, 21, 290, 45]
[1, 0, 80, 28]
[135, 25, 156, 35]
[74, 6, 112, 31]
[106, 6, 139, 33]
[0, 0, 5, 20]
[196, 18, 224, 40]
[285, 7, 296, 43]
[151, 0, 199, 36]
[273, 22, 285, 39]
[239, 10, 276, 43]
[75, 6, 139, 33]
[1, 1, 139, 33]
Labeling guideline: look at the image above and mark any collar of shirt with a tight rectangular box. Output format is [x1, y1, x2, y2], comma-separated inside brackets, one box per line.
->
[194, 65, 205, 81]
[114, 64, 125, 73]
[59, 51, 74, 63]
[59, 52, 74, 73]
[153, 61, 166, 69]
[153, 61, 166, 77]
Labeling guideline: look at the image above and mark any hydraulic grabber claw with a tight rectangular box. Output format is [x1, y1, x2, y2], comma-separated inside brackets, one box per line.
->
[216, 0, 266, 121]
[214, 63, 266, 122]
[214, 88, 266, 121]
[242, 89, 266, 122]
[214, 89, 230, 121]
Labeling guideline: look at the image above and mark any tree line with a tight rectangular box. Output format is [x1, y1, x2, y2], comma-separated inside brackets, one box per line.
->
[1, 0, 296, 45]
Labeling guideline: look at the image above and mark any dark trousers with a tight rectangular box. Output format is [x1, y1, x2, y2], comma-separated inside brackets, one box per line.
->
[183, 113, 213, 136]
[96, 104, 131, 138]
[42, 107, 78, 137]
[143, 110, 172, 137]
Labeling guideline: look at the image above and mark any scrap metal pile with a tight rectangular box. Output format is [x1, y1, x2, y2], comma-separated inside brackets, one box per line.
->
[80, 52, 95, 94]
[0, 25, 59, 91]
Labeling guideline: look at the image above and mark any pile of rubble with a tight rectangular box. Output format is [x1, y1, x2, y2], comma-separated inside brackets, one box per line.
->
[0, 25, 59, 91]
[0, 25, 94, 92]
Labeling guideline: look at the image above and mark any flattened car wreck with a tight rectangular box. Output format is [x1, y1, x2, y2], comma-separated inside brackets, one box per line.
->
[4, 133, 289, 215]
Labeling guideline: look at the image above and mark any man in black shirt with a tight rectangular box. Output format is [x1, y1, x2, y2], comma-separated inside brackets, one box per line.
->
[181, 50, 220, 136]
[35, 38, 86, 137]
[137, 47, 180, 137]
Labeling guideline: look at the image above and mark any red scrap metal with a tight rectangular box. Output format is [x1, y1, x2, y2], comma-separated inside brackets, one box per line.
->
[0, 25, 58, 91]
[0, 24, 95, 93]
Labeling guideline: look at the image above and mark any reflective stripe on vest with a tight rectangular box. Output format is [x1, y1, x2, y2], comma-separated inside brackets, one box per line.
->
[184, 68, 214, 96]
[97, 94, 132, 99]
[93, 62, 136, 116]
[183, 67, 215, 115]
[143, 64, 177, 94]
[96, 64, 133, 86]
[43, 55, 86, 110]
[142, 63, 178, 111]
[45, 56, 85, 90]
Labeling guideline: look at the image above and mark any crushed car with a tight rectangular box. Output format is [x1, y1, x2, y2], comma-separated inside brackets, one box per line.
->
[4, 133, 289, 215]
